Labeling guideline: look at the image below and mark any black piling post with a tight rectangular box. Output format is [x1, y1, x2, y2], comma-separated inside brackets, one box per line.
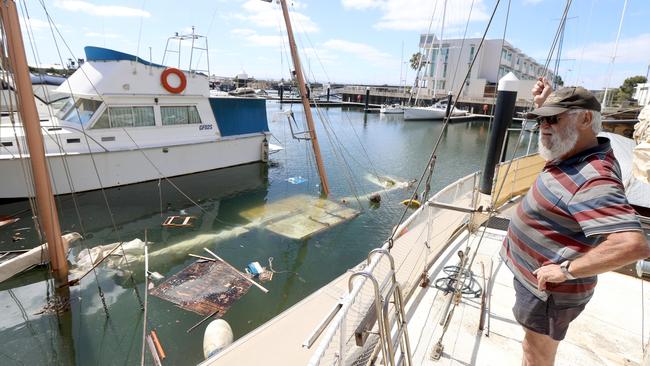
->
[479, 73, 519, 195]
[364, 86, 370, 112]
[279, 83, 284, 104]
[326, 86, 330, 102]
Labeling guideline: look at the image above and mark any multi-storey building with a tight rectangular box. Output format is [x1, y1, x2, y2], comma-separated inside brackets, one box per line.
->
[414, 34, 555, 100]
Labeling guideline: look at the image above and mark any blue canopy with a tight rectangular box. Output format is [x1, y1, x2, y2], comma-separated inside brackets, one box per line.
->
[85, 46, 165, 68]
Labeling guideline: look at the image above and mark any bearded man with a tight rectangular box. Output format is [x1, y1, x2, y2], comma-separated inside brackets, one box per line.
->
[500, 78, 650, 366]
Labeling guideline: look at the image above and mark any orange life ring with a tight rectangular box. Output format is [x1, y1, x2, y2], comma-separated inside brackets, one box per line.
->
[161, 68, 187, 94]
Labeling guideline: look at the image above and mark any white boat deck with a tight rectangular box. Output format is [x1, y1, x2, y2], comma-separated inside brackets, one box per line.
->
[406, 222, 650, 366]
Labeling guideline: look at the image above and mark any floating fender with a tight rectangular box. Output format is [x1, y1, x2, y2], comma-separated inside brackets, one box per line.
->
[400, 199, 421, 209]
[203, 319, 234, 359]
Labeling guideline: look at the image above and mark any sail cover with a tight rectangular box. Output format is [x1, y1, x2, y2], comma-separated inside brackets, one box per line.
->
[601, 132, 650, 209]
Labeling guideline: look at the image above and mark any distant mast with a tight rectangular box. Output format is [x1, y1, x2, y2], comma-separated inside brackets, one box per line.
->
[0, 1, 69, 290]
[432, 0, 448, 99]
[276, 0, 331, 196]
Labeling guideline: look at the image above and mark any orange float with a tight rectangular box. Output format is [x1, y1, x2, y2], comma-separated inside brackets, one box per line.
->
[160, 68, 187, 94]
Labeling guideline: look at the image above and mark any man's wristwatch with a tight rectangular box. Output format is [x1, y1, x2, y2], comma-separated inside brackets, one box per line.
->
[560, 260, 576, 280]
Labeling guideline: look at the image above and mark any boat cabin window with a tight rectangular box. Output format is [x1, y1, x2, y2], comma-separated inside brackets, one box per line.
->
[59, 98, 102, 126]
[160, 106, 201, 125]
[93, 106, 155, 129]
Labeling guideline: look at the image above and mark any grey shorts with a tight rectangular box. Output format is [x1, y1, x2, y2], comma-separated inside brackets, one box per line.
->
[512, 278, 585, 341]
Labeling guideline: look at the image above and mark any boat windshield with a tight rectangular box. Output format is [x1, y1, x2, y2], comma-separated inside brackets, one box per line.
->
[56, 97, 103, 126]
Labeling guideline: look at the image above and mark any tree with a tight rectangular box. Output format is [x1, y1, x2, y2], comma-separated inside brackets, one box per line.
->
[554, 75, 564, 87]
[615, 75, 647, 102]
[410, 52, 423, 71]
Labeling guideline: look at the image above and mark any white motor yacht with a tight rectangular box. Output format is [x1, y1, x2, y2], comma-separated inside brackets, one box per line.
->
[0, 47, 271, 199]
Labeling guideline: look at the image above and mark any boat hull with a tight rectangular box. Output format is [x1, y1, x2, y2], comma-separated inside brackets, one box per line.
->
[402, 107, 446, 120]
[0, 133, 268, 199]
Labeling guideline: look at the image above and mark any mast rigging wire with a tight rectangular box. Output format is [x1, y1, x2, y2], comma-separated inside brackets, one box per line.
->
[18, 0, 112, 315]
[388, 0, 505, 244]
[290, 8, 399, 204]
[601, 0, 629, 108]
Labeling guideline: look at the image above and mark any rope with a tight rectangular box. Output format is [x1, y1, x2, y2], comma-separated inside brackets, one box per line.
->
[267, 256, 305, 282]
[433, 265, 482, 298]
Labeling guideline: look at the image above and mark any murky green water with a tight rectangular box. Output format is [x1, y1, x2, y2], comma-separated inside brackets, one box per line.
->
[0, 102, 536, 365]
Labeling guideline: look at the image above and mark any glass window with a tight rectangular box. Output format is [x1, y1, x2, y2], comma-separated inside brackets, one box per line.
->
[91, 106, 154, 129]
[60, 98, 102, 126]
[468, 45, 475, 64]
[161, 106, 201, 126]
[93, 110, 110, 129]
[110, 107, 134, 128]
[134, 107, 155, 127]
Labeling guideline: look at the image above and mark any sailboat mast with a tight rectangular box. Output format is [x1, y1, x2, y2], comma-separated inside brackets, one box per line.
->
[0, 1, 69, 286]
[278, 0, 330, 196]
[602, 0, 628, 109]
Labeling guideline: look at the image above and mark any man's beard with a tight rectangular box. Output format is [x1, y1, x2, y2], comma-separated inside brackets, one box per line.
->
[538, 121, 578, 161]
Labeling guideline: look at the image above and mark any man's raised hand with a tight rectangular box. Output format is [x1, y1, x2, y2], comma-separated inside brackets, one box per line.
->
[532, 77, 552, 108]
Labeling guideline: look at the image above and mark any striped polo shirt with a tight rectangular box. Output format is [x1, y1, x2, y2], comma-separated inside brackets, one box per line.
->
[500, 137, 642, 306]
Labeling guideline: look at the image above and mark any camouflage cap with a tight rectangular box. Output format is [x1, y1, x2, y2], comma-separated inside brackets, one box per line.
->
[526, 86, 601, 119]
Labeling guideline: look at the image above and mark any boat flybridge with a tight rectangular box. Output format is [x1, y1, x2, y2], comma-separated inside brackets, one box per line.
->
[0, 46, 271, 199]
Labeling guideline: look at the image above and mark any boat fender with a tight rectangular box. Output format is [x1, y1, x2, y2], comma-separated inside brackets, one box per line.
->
[400, 199, 421, 209]
[161, 68, 187, 94]
[203, 319, 234, 359]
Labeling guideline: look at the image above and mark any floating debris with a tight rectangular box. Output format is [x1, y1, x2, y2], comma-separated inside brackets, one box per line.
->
[401, 199, 422, 209]
[149, 260, 252, 316]
[162, 216, 196, 228]
[0, 217, 19, 228]
[286, 176, 306, 184]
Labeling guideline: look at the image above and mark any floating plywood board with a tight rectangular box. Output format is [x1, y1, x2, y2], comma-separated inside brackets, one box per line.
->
[239, 194, 359, 240]
[149, 260, 251, 316]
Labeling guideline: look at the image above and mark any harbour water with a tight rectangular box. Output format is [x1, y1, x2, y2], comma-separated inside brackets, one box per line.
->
[0, 102, 536, 365]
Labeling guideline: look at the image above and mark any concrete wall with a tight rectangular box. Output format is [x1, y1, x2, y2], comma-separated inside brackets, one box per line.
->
[466, 78, 487, 98]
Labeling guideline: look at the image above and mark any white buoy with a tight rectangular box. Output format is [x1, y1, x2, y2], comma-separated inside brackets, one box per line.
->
[203, 319, 233, 359]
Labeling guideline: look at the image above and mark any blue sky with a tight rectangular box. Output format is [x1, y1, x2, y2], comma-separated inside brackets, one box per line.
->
[19, 0, 650, 90]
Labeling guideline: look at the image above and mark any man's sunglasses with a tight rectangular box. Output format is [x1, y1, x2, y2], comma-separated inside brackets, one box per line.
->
[535, 115, 560, 125]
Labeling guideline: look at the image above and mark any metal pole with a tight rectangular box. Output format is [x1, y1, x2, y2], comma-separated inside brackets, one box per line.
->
[0, 0, 69, 289]
[279, 0, 330, 196]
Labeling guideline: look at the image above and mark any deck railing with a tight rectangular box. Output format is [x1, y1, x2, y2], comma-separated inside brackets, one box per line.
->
[307, 172, 480, 366]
